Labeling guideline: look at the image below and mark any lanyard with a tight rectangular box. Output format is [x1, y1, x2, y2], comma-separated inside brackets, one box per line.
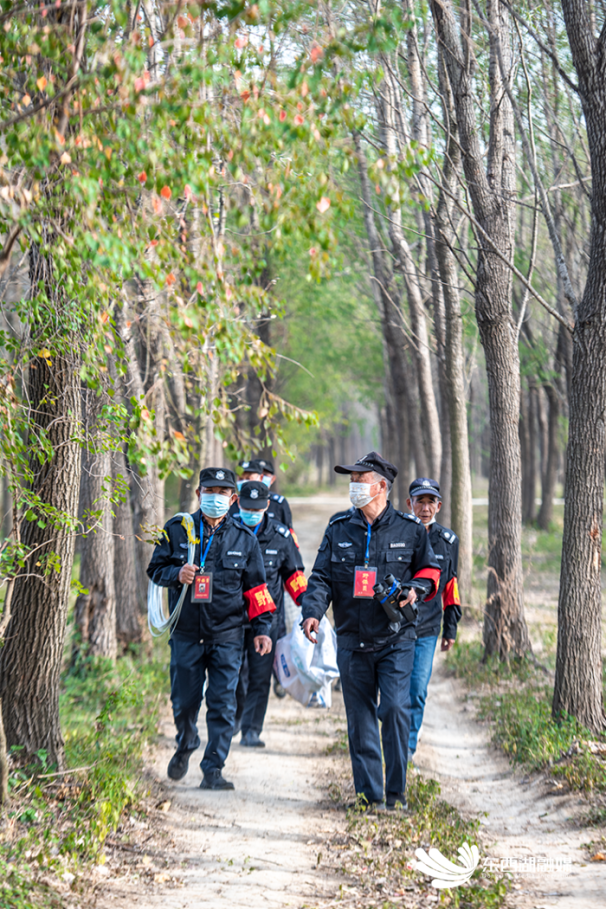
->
[364, 522, 371, 567]
[200, 530, 216, 570]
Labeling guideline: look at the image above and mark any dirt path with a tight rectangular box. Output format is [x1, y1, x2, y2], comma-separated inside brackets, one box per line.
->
[418, 659, 606, 908]
[95, 497, 351, 909]
[98, 496, 606, 909]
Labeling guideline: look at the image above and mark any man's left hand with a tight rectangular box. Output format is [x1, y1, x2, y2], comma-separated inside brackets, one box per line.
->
[254, 635, 273, 656]
[441, 638, 455, 652]
[400, 587, 418, 607]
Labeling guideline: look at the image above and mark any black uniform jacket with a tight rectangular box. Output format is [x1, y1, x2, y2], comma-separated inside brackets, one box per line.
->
[301, 502, 441, 652]
[253, 513, 306, 617]
[416, 522, 462, 640]
[267, 492, 293, 529]
[147, 510, 275, 642]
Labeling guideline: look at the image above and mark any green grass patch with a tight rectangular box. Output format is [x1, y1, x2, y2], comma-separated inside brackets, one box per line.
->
[323, 774, 508, 908]
[0, 642, 171, 908]
[447, 642, 606, 800]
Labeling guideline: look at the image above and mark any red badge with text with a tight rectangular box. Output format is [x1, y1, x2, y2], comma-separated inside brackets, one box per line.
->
[353, 566, 377, 598]
[191, 572, 213, 603]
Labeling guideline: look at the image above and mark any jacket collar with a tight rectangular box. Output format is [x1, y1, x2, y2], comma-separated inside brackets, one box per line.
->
[349, 500, 394, 529]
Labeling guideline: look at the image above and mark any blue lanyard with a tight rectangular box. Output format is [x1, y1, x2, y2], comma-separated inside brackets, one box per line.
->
[364, 523, 371, 567]
[200, 531, 216, 570]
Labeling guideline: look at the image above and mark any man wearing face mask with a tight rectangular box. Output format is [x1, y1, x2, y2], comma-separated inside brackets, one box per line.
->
[301, 452, 440, 812]
[234, 480, 307, 747]
[405, 478, 461, 762]
[147, 467, 275, 791]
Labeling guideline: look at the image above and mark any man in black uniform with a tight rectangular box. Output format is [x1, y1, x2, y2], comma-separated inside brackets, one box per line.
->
[257, 458, 295, 534]
[147, 467, 275, 790]
[234, 480, 307, 747]
[405, 478, 461, 760]
[301, 452, 440, 811]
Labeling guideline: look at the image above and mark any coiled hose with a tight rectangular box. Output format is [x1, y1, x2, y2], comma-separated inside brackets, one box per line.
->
[147, 513, 196, 638]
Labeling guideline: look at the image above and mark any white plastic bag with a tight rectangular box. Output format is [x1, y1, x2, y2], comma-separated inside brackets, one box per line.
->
[274, 610, 339, 708]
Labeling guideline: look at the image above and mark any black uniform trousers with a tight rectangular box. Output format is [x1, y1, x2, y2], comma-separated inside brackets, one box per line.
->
[337, 635, 415, 804]
[235, 616, 279, 735]
[169, 634, 243, 775]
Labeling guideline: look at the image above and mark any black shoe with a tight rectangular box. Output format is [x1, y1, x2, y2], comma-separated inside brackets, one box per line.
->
[273, 679, 286, 698]
[200, 769, 235, 791]
[167, 750, 192, 781]
[241, 730, 265, 748]
[384, 794, 408, 813]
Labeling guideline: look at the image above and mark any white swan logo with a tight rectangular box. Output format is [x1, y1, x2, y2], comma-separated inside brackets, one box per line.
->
[413, 843, 480, 889]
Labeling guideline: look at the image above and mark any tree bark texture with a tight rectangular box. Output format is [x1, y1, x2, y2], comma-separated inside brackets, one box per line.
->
[554, 0, 606, 730]
[537, 384, 560, 531]
[73, 389, 117, 660]
[431, 0, 529, 657]
[113, 448, 143, 648]
[0, 248, 81, 766]
[434, 45, 474, 603]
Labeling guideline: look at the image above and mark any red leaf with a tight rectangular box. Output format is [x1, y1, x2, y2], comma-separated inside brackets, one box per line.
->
[316, 196, 330, 214]
[184, 184, 193, 200]
[137, 171, 147, 184]
[310, 44, 323, 64]
[235, 35, 248, 49]
[196, 281, 203, 294]
[160, 185, 172, 200]
[279, 110, 286, 122]
[165, 273, 176, 286]
[294, 114, 304, 126]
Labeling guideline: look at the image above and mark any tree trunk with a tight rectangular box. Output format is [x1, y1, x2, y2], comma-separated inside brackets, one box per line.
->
[0, 247, 81, 766]
[553, 0, 606, 731]
[520, 382, 536, 525]
[0, 700, 7, 806]
[434, 46, 473, 602]
[354, 131, 414, 499]
[114, 448, 143, 648]
[431, 0, 529, 657]
[73, 389, 117, 660]
[537, 384, 560, 530]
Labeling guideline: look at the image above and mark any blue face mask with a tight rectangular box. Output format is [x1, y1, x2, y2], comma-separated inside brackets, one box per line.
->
[200, 493, 231, 519]
[239, 508, 264, 527]
[261, 475, 272, 488]
[236, 480, 244, 492]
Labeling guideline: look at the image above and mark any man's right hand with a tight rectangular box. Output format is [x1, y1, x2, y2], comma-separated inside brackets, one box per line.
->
[302, 617, 319, 644]
[178, 563, 198, 585]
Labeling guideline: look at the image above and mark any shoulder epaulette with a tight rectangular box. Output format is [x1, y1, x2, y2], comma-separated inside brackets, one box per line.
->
[396, 510, 421, 524]
[440, 527, 458, 544]
[271, 493, 285, 503]
[329, 509, 353, 526]
[271, 520, 290, 537]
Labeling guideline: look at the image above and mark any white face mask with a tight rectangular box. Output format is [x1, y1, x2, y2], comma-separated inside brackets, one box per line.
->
[349, 482, 377, 509]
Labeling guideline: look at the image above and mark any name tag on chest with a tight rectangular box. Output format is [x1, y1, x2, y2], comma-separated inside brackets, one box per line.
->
[191, 572, 213, 603]
[353, 566, 377, 598]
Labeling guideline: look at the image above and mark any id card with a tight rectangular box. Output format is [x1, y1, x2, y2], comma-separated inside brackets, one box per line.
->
[353, 566, 377, 598]
[191, 572, 213, 603]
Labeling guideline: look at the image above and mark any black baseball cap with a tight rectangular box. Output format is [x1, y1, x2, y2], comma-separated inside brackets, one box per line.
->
[199, 467, 236, 490]
[238, 458, 266, 475]
[334, 450, 398, 483]
[239, 480, 270, 509]
[409, 477, 441, 500]
[257, 458, 274, 475]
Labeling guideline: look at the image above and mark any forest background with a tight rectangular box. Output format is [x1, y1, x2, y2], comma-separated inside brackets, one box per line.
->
[1, 0, 606, 905]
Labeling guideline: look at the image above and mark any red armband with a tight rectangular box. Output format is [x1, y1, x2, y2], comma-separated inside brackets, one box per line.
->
[290, 528, 300, 549]
[243, 583, 276, 621]
[442, 577, 460, 609]
[285, 570, 307, 603]
[413, 566, 441, 600]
